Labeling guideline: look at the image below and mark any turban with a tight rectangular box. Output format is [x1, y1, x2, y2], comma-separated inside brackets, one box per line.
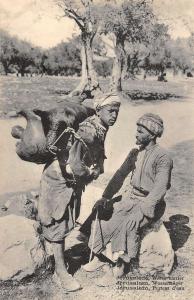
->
[137, 113, 164, 137]
[94, 93, 121, 110]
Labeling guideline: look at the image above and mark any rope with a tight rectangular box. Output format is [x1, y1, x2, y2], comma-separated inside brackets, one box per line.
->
[48, 126, 89, 154]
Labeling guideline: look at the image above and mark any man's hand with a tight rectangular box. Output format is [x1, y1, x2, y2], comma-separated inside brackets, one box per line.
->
[48, 145, 60, 155]
[127, 210, 144, 231]
[92, 197, 109, 212]
[92, 197, 114, 220]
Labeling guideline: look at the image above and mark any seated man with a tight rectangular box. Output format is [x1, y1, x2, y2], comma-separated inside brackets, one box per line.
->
[84, 113, 173, 286]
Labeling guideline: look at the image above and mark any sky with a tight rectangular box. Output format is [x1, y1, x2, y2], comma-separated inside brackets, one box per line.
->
[0, 0, 194, 49]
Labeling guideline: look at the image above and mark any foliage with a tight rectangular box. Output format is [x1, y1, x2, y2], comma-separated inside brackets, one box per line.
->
[100, 0, 155, 43]
[0, 30, 41, 76]
[42, 39, 81, 76]
[12, 41, 40, 76]
[140, 23, 171, 75]
[94, 58, 113, 77]
[167, 38, 194, 74]
[55, 0, 104, 34]
[1, 2, 194, 81]
[0, 30, 18, 75]
[0, 30, 82, 77]
[97, 0, 157, 90]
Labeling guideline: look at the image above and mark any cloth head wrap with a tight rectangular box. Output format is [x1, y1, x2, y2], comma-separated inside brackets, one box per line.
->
[137, 113, 164, 137]
[94, 93, 121, 110]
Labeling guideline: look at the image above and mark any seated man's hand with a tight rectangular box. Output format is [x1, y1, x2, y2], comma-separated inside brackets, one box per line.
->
[93, 197, 109, 211]
[92, 197, 114, 220]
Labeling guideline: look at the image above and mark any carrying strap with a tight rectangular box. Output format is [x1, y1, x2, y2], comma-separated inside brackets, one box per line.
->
[48, 126, 95, 169]
[48, 127, 88, 154]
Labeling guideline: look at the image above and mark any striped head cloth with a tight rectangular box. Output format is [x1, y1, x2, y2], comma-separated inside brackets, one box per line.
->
[137, 113, 164, 137]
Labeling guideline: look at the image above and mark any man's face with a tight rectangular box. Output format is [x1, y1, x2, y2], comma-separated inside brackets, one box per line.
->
[97, 104, 120, 127]
[136, 125, 154, 146]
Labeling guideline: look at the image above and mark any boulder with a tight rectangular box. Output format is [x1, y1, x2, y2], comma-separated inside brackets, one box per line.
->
[139, 220, 174, 276]
[0, 215, 48, 281]
[7, 110, 18, 118]
[0, 191, 38, 220]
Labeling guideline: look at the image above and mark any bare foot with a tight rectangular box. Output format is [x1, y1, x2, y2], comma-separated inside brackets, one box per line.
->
[113, 263, 125, 278]
[53, 271, 82, 292]
[82, 256, 106, 272]
[95, 265, 117, 287]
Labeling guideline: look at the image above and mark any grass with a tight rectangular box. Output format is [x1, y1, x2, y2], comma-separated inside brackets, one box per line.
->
[0, 75, 187, 118]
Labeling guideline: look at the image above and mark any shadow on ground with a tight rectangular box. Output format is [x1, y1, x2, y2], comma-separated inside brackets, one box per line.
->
[64, 242, 90, 275]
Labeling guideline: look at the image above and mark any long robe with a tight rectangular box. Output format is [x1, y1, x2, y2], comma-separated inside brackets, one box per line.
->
[88, 144, 173, 261]
[38, 115, 107, 242]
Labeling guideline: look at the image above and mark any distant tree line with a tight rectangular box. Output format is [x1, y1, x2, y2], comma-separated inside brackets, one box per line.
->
[1, 27, 193, 80]
[55, 0, 194, 96]
[0, 30, 114, 78]
[0, 0, 194, 97]
[0, 30, 81, 77]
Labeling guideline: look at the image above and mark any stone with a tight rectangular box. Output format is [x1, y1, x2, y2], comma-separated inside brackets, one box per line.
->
[0, 215, 48, 281]
[0, 192, 38, 220]
[139, 220, 174, 276]
[7, 110, 18, 118]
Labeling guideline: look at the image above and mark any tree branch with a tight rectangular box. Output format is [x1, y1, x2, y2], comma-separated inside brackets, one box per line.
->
[64, 9, 85, 30]
[56, 2, 85, 30]
[66, 8, 84, 22]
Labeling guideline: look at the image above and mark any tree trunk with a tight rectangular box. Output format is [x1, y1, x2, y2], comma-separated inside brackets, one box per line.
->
[110, 36, 126, 92]
[21, 70, 25, 77]
[2, 61, 9, 76]
[69, 32, 100, 99]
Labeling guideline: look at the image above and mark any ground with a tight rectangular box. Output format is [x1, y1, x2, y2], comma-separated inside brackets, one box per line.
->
[0, 74, 194, 300]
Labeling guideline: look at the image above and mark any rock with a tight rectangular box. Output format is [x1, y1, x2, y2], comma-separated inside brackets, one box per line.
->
[0, 192, 38, 220]
[0, 215, 48, 281]
[7, 110, 18, 118]
[139, 220, 174, 276]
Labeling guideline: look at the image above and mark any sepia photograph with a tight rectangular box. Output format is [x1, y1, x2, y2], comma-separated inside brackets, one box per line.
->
[0, 0, 194, 299]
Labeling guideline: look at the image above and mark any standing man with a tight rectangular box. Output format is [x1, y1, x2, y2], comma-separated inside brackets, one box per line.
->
[38, 94, 120, 292]
[84, 113, 173, 286]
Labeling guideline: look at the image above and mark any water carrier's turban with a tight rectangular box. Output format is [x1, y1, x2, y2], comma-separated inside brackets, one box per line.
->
[137, 113, 164, 137]
[94, 93, 121, 110]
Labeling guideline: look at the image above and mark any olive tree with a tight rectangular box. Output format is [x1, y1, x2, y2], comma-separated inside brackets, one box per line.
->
[55, 0, 104, 97]
[100, 0, 155, 91]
